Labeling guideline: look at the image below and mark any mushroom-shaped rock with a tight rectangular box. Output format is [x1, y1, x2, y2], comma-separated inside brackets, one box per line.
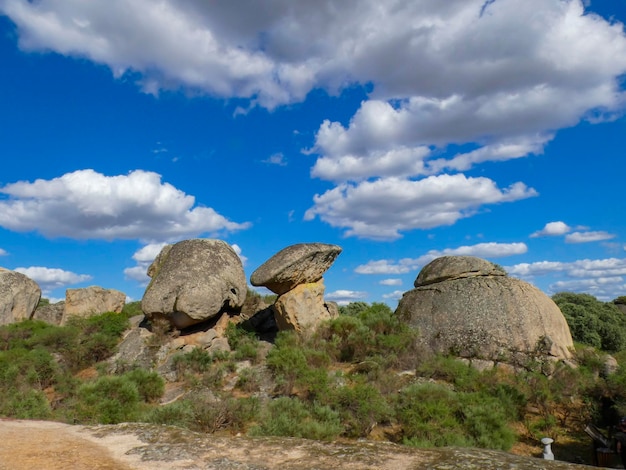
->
[0, 268, 41, 325]
[415, 255, 506, 287]
[250, 243, 342, 295]
[141, 239, 247, 329]
[397, 256, 574, 363]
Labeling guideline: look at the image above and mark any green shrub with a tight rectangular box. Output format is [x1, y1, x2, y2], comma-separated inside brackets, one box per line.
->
[395, 382, 515, 450]
[121, 301, 143, 318]
[251, 397, 342, 440]
[328, 383, 393, 437]
[74, 375, 141, 424]
[226, 323, 259, 362]
[173, 347, 214, 374]
[553, 292, 626, 351]
[123, 368, 165, 402]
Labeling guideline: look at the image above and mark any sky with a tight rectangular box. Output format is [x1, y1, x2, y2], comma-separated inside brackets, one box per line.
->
[1, 0, 626, 307]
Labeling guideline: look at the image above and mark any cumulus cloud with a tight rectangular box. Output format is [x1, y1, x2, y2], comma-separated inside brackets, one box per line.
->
[0, 169, 250, 242]
[0, 248, 7, 256]
[14, 266, 91, 293]
[230, 243, 248, 266]
[325, 289, 368, 305]
[565, 231, 616, 243]
[3, 1, 626, 236]
[530, 221, 572, 238]
[305, 175, 537, 239]
[506, 257, 626, 299]
[123, 242, 168, 284]
[382, 290, 404, 301]
[380, 278, 402, 286]
[356, 242, 527, 274]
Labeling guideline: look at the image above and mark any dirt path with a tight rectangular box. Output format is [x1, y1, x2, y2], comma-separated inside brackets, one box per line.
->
[0, 419, 136, 470]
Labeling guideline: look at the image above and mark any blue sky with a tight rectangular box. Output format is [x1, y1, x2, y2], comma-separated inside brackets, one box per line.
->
[1, 0, 626, 306]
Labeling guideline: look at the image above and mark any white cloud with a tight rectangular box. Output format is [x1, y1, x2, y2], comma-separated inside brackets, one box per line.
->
[506, 257, 626, 299]
[305, 175, 537, 240]
[325, 289, 368, 305]
[230, 243, 248, 266]
[380, 278, 402, 286]
[565, 231, 616, 243]
[263, 153, 287, 166]
[382, 290, 404, 301]
[124, 242, 168, 285]
[0, 248, 7, 256]
[0, 169, 250, 242]
[530, 221, 571, 238]
[2, 1, 624, 162]
[14, 266, 92, 293]
[356, 242, 527, 274]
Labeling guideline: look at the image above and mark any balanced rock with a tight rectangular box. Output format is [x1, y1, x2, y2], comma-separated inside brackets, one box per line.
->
[0, 268, 41, 325]
[251, 243, 342, 295]
[62, 286, 126, 324]
[396, 256, 574, 364]
[273, 280, 338, 332]
[142, 239, 246, 329]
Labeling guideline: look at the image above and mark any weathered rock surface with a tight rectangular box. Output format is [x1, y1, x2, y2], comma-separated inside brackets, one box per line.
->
[32, 301, 65, 325]
[415, 256, 506, 287]
[0, 420, 598, 470]
[142, 239, 247, 329]
[396, 256, 574, 364]
[0, 267, 41, 325]
[273, 280, 338, 332]
[62, 286, 126, 324]
[251, 243, 342, 295]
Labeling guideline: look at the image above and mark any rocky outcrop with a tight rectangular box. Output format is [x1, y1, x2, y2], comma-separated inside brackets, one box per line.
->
[62, 286, 126, 324]
[0, 267, 41, 325]
[250, 243, 342, 295]
[142, 239, 247, 329]
[251, 243, 341, 333]
[33, 301, 65, 325]
[396, 256, 574, 365]
[272, 280, 337, 333]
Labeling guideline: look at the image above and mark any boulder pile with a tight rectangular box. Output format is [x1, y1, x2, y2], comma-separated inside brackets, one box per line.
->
[0, 267, 41, 325]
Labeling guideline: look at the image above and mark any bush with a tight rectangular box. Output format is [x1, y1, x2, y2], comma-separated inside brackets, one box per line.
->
[226, 323, 259, 362]
[123, 368, 165, 402]
[74, 375, 142, 424]
[251, 397, 342, 440]
[328, 383, 393, 437]
[553, 292, 626, 351]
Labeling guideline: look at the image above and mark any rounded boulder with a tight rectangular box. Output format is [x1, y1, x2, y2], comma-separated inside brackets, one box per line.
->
[141, 239, 246, 329]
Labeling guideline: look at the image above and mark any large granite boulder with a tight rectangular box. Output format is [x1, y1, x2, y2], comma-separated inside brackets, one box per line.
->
[0, 268, 41, 325]
[62, 286, 126, 324]
[32, 301, 65, 325]
[273, 280, 338, 333]
[142, 239, 247, 329]
[396, 256, 574, 364]
[251, 243, 342, 295]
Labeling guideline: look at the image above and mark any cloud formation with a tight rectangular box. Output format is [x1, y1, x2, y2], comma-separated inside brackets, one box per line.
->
[325, 289, 368, 305]
[356, 242, 527, 274]
[530, 221, 572, 238]
[0, 248, 7, 256]
[3, 0, 625, 238]
[0, 169, 250, 242]
[506, 257, 626, 300]
[565, 231, 616, 243]
[305, 175, 536, 239]
[14, 266, 92, 293]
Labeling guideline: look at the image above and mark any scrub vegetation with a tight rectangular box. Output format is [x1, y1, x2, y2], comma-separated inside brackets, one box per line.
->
[1, 296, 626, 465]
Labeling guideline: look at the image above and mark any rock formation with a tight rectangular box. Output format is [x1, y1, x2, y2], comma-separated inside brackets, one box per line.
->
[0, 267, 41, 325]
[395, 256, 574, 365]
[62, 286, 126, 324]
[250, 243, 342, 295]
[142, 239, 247, 329]
[32, 301, 65, 325]
[251, 243, 341, 333]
